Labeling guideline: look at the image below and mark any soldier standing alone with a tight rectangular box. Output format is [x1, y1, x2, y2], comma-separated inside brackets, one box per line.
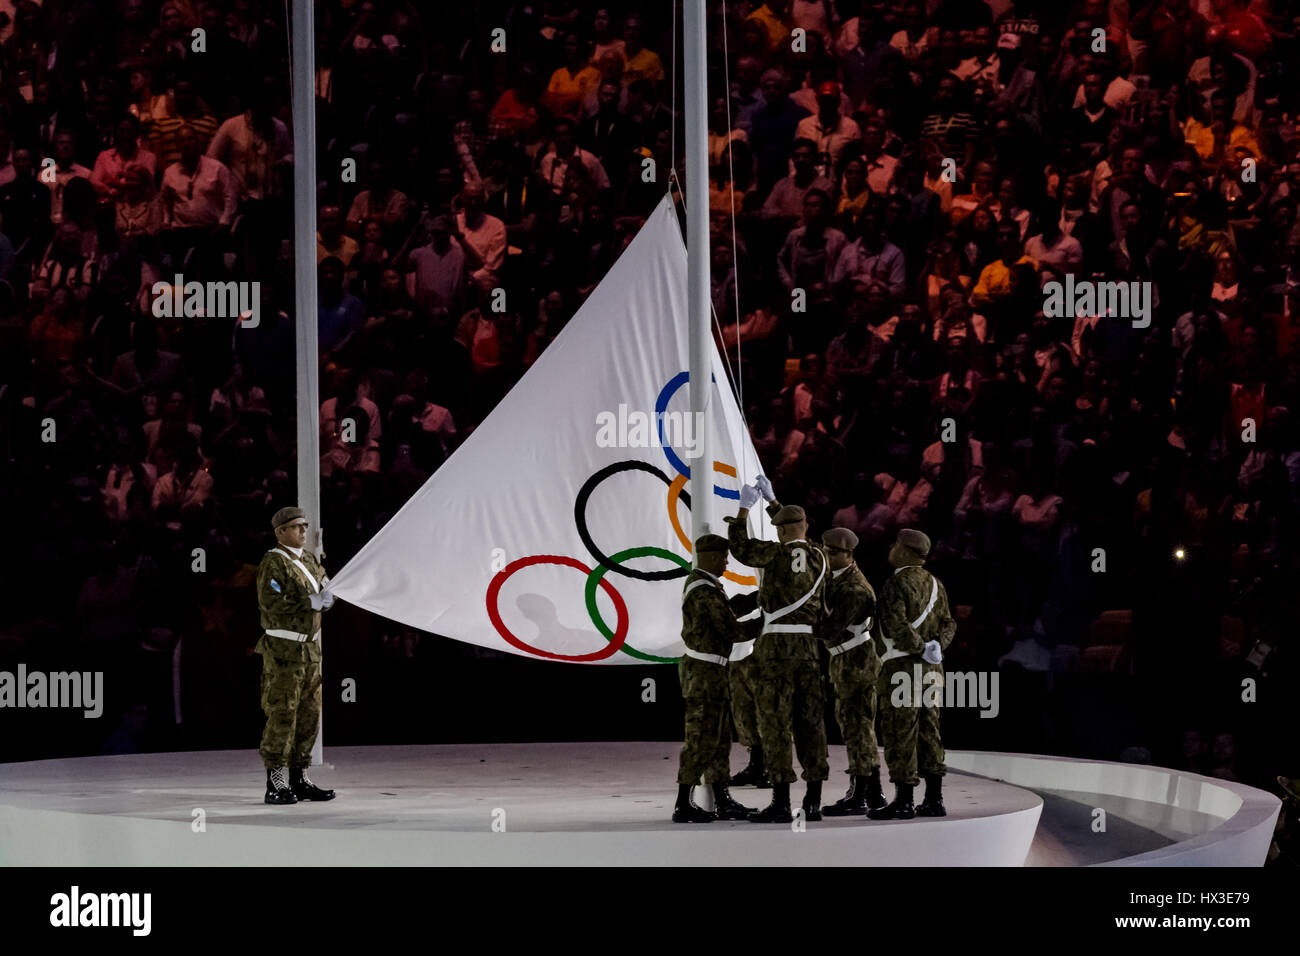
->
[255, 506, 337, 805]
[728, 475, 830, 823]
[868, 528, 956, 820]
[817, 527, 887, 815]
[674, 534, 756, 823]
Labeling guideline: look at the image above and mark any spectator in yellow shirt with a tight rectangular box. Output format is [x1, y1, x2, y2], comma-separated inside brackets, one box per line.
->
[317, 204, 359, 267]
[622, 14, 664, 92]
[836, 156, 871, 228]
[747, 0, 793, 52]
[972, 220, 1034, 306]
[544, 33, 602, 120]
[1183, 89, 1260, 167]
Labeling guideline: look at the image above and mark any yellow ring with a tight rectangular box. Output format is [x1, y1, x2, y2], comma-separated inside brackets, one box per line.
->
[667, 466, 758, 587]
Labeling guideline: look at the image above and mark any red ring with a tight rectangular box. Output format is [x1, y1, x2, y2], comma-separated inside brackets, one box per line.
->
[485, 555, 629, 661]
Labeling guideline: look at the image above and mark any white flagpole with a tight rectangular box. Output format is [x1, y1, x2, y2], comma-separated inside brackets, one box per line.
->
[683, 0, 715, 811]
[684, 0, 712, 543]
[288, 0, 324, 766]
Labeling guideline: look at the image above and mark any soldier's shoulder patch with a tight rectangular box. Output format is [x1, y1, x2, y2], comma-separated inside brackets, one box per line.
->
[269, 578, 281, 593]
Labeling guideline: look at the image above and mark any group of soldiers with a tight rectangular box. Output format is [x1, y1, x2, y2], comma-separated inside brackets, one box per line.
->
[252, 493, 954, 822]
[674, 475, 956, 824]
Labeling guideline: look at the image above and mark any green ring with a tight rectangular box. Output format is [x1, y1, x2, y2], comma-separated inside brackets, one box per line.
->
[585, 546, 687, 662]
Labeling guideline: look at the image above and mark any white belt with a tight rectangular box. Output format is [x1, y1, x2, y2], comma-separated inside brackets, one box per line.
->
[271, 548, 322, 593]
[829, 613, 872, 656]
[879, 573, 941, 662]
[829, 632, 871, 657]
[266, 628, 321, 643]
[681, 577, 721, 603]
[729, 639, 755, 662]
[879, 636, 907, 663]
[910, 576, 940, 630]
[761, 547, 826, 636]
[683, 648, 729, 666]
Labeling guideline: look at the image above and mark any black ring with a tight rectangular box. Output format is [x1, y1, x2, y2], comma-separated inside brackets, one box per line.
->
[574, 460, 692, 581]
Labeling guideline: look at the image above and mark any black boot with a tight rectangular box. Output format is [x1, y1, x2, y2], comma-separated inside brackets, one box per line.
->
[289, 767, 335, 802]
[822, 775, 869, 816]
[712, 783, 754, 821]
[802, 780, 823, 821]
[864, 767, 887, 811]
[730, 745, 769, 788]
[867, 782, 915, 820]
[264, 767, 297, 805]
[672, 784, 717, 823]
[747, 781, 792, 823]
[917, 773, 946, 816]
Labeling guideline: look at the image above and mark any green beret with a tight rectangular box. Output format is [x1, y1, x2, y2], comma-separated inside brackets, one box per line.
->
[896, 528, 931, 557]
[695, 533, 729, 553]
[822, 527, 859, 551]
[772, 504, 806, 525]
[271, 506, 307, 530]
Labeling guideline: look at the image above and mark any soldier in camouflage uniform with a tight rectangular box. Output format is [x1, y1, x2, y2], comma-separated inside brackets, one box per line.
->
[255, 506, 337, 805]
[868, 529, 956, 820]
[727, 475, 829, 823]
[817, 527, 887, 816]
[674, 534, 757, 823]
[727, 593, 770, 789]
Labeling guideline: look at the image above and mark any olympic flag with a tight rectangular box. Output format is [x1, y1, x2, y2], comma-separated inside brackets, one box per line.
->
[327, 195, 772, 662]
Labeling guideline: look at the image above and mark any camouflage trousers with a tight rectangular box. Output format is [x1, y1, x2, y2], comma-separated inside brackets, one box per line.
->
[830, 673, 880, 775]
[754, 659, 828, 784]
[729, 655, 760, 749]
[678, 658, 732, 785]
[877, 657, 946, 786]
[258, 650, 322, 769]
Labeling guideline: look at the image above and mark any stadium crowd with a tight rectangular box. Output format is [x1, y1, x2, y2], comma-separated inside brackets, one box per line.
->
[0, 0, 1296, 859]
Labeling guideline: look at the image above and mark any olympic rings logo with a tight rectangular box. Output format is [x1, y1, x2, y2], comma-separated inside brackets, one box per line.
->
[484, 372, 756, 663]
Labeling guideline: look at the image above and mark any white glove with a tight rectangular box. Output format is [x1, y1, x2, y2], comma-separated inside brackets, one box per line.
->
[739, 484, 761, 510]
[755, 475, 776, 502]
[309, 592, 326, 611]
[321, 591, 336, 610]
[922, 640, 943, 664]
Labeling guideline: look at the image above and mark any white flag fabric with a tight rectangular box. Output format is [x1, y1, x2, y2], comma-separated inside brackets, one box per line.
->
[328, 196, 771, 662]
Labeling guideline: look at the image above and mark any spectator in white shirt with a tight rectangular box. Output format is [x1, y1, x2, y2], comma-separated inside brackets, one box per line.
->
[453, 182, 508, 290]
[151, 436, 212, 516]
[861, 118, 898, 195]
[161, 126, 237, 230]
[407, 215, 467, 315]
[1024, 211, 1083, 281]
[115, 166, 163, 238]
[206, 105, 293, 201]
[90, 114, 158, 204]
[761, 137, 833, 221]
[537, 117, 611, 195]
[794, 80, 862, 176]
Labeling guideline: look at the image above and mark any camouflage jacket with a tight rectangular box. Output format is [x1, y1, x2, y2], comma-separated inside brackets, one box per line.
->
[727, 500, 826, 663]
[874, 564, 955, 661]
[679, 568, 743, 700]
[255, 546, 327, 663]
[680, 569, 744, 658]
[819, 562, 880, 679]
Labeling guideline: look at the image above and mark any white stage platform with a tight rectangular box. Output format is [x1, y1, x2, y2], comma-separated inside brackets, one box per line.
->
[0, 744, 1279, 866]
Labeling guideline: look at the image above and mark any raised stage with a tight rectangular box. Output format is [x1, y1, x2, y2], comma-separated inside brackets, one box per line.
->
[0, 744, 1280, 866]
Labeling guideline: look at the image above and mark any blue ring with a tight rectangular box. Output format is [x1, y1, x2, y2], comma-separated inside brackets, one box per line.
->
[654, 371, 739, 500]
